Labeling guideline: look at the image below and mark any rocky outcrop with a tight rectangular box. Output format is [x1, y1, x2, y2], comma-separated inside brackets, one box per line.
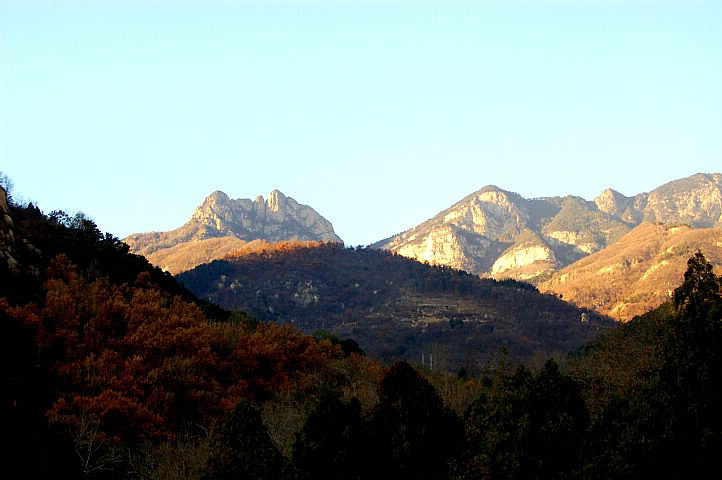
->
[372, 186, 631, 280]
[186, 189, 341, 243]
[372, 173, 722, 282]
[374, 187, 534, 274]
[593, 188, 639, 223]
[124, 189, 342, 273]
[594, 174, 722, 228]
[0, 187, 43, 277]
[638, 173, 722, 227]
[491, 231, 558, 280]
[0, 187, 19, 270]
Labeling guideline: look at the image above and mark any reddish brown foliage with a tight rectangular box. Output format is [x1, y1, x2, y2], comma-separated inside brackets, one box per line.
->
[1, 254, 346, 451]
[223, 240, 328, 260]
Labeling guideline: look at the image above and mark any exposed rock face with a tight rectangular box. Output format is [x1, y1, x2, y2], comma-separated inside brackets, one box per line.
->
[594, 188, 639, 223]
[376, 187, 534, 274]
[372, 173, 722, 281]
[392, 224, 501, 274]
[0, 187, 19, 269]
[372, 186, 630, 280]
[186, 189, 340, 243]
[0, 187, 43, 277]
[492, 240, 557, 280]
[124, 190, 342, 273]
[594, 173, 722, 228]
[638, 173, 722, 227]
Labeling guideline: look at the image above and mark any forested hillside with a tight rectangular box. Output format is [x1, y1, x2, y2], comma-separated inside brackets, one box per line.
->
[2, 182, 722, 479]
[177, 241, 616, 373]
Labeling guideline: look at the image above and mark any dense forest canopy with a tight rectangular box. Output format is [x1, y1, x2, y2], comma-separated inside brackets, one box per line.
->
[2, 181, 722, 479]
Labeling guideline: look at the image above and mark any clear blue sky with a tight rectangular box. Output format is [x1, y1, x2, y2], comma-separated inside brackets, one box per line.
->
[2, 1, 721, 247]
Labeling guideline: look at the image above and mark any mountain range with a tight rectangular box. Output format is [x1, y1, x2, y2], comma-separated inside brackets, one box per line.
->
[124, 172, 722, 322]
[1, 181, 616, 373]
[372, 172, 722, 280]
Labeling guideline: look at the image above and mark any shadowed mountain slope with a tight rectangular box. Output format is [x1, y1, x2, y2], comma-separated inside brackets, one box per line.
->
[177, 242, 618, 373]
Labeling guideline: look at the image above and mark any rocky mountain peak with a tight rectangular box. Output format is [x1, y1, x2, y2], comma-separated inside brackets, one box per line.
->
[124, 189, 342, 273]
[442, 185, 529, 239]
[176, 189, 341, 243]
[592, 188, 638, 224]
[194, 191, 230, 214]
[207, 190, 230, 203]
[477, 184, 504, 195]
[371, 185, 538, 275]
[190, 191, 236, 236]
[373, 172, 722, 282]
[473, 185, 523, 209]
[594, 188, 628, 214]
[641, 173, 722, 227]
[266, 189, 286, 212]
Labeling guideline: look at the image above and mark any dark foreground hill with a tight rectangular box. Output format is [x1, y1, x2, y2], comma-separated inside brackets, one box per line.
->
[177, 241, 618, 373]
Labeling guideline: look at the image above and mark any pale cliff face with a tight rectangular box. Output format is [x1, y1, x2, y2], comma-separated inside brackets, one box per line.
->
[266, 189, 285, 212]
[376, 186, 581, 279]
[396, 227, 471, 271]
[594, 188, 637, 222]
[187, 190, 341, 243]
[458, 190, 529, 239]
[373, 173, 722, 281]
[593, 173, 722, 228]
[380, 187, 526, 275]
[123, 189, 342, 273]
[492, 244, 557, 276]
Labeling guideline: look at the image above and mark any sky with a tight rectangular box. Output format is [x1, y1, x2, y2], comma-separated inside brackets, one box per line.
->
[1, 0, 721, 247]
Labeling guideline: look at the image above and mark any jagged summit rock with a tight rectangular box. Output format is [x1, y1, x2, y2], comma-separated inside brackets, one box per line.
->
[184, 189, 339, 242]
[593, 188, 637, 223]
[592, 173, 722, 228]
[371, 184, 630, 280]
[370, 185, 531, 275]
[639, 173, 722, 227]
[124, 190, 341, 273]
[371, 173, 722, 283]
